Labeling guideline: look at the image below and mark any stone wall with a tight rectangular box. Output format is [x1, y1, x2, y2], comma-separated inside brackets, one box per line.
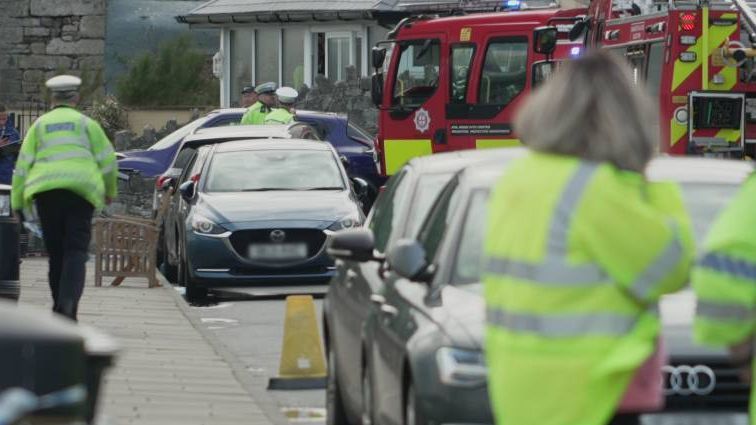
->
[0, 0, 106, 107]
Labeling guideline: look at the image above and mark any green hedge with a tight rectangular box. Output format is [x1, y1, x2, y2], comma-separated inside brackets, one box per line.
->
[116, 36, 219, 107]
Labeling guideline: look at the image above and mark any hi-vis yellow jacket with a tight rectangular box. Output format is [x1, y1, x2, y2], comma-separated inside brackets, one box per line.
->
[11, 106, 117, 213]
[240, 101, 271, 125]
[692, 175, 756, 425]
[483, 152, 694, 425]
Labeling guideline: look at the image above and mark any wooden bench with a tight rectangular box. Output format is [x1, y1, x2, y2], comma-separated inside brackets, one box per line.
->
[93, 189, 173, 288]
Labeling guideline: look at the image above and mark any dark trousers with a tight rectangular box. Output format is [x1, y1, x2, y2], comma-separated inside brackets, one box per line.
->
[35, 189, 94, 321]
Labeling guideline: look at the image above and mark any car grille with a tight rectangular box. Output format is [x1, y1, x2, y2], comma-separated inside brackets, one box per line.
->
[663, 356, 750, 411]
[229, 228, 327, 260]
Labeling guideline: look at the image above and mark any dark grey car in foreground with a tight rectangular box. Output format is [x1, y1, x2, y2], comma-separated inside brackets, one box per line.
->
[330, 156, 752, 425]
[323, 148, 525, 425]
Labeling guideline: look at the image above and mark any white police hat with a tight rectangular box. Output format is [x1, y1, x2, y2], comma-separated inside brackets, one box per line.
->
[276, 87, 298, 104]
[45, 75, 82, 92]
[255, 82, 277, 95]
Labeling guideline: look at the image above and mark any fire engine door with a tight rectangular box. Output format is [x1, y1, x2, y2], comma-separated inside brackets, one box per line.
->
[382, 36, 447, 174]
[446, 35, 530, 150]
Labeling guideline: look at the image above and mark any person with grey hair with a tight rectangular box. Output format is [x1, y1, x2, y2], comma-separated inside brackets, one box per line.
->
[483, 51, 695, 425]
[11, 75, 117, 321]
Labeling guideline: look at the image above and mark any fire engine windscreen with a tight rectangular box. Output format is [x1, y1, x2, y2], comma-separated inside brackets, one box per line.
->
[392, 39, 440, 108]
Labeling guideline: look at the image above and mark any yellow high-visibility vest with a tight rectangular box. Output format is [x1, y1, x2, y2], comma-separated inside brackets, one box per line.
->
[692, 175, 756, 425]
[11, 105, 117, 213]
[483, 152, 694, 425]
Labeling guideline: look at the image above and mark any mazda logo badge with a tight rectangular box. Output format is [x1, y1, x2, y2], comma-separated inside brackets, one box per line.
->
[662, 364, 716, 396]
[270, 229, 286, 243]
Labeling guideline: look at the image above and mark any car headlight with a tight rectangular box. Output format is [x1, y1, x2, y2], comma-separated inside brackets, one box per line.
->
[191, 215, 227, 236]
[436, 347, 487, 387]
[0, 194, 10, 217]
[328, 214, 362, 231]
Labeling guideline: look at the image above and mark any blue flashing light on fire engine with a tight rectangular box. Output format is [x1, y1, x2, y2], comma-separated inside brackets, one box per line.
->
[570, 46, 582, 56]
[504, 0, 521, 10]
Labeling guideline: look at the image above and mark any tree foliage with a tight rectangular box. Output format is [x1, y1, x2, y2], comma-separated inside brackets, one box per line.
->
[116, 36, 219, 107]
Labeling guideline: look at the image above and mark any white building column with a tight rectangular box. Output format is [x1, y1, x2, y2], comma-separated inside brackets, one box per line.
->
[220, 28, 231, 108]
[304, 29, 313, 87]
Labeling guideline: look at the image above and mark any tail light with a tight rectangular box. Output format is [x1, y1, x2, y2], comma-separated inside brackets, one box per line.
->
[191, 174, 201, 183]
[680, 13, 696, 31]
[156, 175, 171, 189]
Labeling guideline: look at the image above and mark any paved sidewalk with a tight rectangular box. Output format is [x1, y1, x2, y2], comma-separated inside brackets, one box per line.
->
[19, 258, 273, 425]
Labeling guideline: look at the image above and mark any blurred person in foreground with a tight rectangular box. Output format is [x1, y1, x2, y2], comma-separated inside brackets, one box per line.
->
[691, 172, 756, 422]
[11, 75, 117, 321]
[483, 51, 695, 425]
[0, 105, 21, 185]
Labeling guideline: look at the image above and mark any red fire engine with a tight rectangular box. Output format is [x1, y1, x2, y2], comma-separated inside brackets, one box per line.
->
[580, 0, 756, 156]
[370, 5, 586, 175]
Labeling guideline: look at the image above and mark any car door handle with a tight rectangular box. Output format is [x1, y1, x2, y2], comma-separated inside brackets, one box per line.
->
[380, 304, 398, 318]
[370, 294, 385, 306]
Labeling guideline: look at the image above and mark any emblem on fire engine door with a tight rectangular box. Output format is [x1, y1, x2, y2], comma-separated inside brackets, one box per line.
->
[414, 108, 431, 133]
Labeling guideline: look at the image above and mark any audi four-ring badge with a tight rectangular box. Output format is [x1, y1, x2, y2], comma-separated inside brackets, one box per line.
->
[662, 364, 716, 396]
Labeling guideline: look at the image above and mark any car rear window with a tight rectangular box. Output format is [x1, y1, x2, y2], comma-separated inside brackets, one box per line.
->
[205, 150, 345, 192]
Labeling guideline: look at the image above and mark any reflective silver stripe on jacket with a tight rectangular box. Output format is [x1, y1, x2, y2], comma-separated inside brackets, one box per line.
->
[698, 252, 756, 283]
[487, 257, 605, 286]
[487, 307, 637, 338]
[17, 152, 34, 166]
[25, 171, 99, 193]
[628, 223, 685, 300]
[697, 300, 755, 322]
[486, 162, 607, 286]
[36, 150, 93, 163]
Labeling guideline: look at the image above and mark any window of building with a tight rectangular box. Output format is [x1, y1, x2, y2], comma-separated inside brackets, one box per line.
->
[283, 28, 306, 88]
[477, 38, 528, 106]
[230, 29, 253, 107]
[255, 28, 280, 84]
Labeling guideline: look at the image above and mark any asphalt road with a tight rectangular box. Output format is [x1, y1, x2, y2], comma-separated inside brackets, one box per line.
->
[175, 286, 750, 425]
[181, 285, 328, 424]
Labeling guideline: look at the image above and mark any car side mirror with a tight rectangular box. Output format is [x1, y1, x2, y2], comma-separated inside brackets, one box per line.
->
[178, 181, 195, 202]
[327, 228, 376, 262]
[533, 26, 558, 55]
[351, 177, 369, 198]
[387, 239, 432, 282]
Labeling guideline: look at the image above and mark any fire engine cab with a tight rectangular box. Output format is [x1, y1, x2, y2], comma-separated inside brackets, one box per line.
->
[579, 0, 756, 156]
[370, 5, 586, 175]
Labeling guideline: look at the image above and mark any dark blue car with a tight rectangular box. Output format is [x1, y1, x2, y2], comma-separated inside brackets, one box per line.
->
[117, 109, 383, 194]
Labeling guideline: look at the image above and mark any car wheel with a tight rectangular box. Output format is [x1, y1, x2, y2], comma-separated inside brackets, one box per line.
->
[361, 363, 375, 425]
[404, 382, 426, 425]
[179, 241, 206, 303]
[326, 347, 349, 425]
[162, 239, 178, 283]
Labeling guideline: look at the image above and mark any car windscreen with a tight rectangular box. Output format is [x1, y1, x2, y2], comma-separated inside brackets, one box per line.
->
[149, 116, 208, 151]
[406, 172, 454, 237]
[451, 189, 489, 285]
[205, 150, 345, 192]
